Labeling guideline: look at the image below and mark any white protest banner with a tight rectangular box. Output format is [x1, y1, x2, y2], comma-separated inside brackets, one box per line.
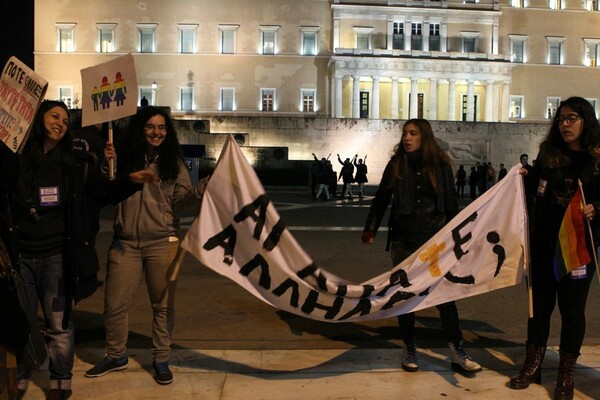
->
[182, 136, 528, 322]
[80, 54, 138, 127]
[0, 57, 48, 153]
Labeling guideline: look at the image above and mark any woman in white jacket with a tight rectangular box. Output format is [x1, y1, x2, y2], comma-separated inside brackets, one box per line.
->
[85, 106, 208, 385]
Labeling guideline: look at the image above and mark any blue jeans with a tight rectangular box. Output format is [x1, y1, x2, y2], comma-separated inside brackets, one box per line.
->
[18, 254, 74, 389]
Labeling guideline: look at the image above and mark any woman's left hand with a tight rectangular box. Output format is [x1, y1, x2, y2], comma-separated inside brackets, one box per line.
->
[104, 142, 116, 160]
[583, 204, 596, 221]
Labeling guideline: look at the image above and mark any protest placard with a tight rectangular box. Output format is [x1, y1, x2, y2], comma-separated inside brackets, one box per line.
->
[80, 54, 138, 127]
[0, 57, 48, 153]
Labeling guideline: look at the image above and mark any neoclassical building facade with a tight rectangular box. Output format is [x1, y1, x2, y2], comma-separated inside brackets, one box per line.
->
[34, 0, 600, 123]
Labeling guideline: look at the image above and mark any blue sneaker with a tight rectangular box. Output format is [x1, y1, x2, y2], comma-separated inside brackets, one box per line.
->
[153, 361, 173, 385]
[85, 356, 128, 378]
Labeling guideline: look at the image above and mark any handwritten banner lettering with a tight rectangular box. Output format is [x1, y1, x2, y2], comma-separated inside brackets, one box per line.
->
[182, 136, 528, 322]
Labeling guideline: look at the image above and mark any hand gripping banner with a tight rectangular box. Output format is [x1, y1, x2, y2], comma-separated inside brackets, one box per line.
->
[182, 136, 528, 322]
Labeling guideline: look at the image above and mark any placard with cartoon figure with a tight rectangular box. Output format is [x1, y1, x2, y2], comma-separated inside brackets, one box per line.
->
[0, 57, 48, 153]
[81, 54, 138, 127]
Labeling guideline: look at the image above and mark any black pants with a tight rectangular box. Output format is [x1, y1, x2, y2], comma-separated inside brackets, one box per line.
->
[390, 238, 463, 345]
[528, 240, 594, 354]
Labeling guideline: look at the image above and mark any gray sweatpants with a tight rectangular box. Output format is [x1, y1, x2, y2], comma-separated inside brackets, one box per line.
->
[103, 238, 179, 363]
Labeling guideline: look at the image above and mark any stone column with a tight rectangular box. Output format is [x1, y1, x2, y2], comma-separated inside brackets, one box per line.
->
[335, 75, 343, 118]
[372, 76, 380, 119]
[467, 80, 475, 121]
[440, 21, 448, 53]
[410, 78, 418, 119]
[448, 79, 456, 121]
[333, 17, 340, 51]
[387, 19, 393, 50]
[429, 78, 438, 120]
[485, 80, 494, 122]
[501, 82, 510, 122]
[391, 77, 399, 119]
[423, 21, 430, 52]
[405, 19, 412, 51]
[492, 22, 499, 54]
[352, 75, 360, 119]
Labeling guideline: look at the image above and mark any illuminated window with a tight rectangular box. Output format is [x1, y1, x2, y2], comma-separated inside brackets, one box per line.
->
[139, 87, 153, 106]
[429, 24, 440, 51]
[584, 39, 600, 66]
[179, 24, 197, 54]
[354, 27, 373, 50]
[180, 87, 194, 111]
[549, 0, 561, 9]
[138, 24, 157, 53]
[393, 22, 404, 50]
[510, 96, 524, 119]
[56, 23, 76, 53]
[547, 37, 564, 65]
[219, 25, 239, 54]
[301, 89, 316, 112]
[461, 31, 480, 53]
[301, 27, 319, 56]
[261, 89, 275, 111]
[220, 88, 235, 111]
[547, 97, 560, 119]
[260, 26, 279, 55]
[509, 35, 527, 63]
[412, 23, 422, 51]
[59, 87, 73, 108]
[97, 24, 116, 53]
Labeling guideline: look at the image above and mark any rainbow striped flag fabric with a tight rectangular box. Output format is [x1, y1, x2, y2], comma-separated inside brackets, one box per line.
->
[553, 186, 591, 281]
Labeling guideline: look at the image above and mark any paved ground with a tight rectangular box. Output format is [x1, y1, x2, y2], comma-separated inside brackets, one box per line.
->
[21, 186, 600, 399]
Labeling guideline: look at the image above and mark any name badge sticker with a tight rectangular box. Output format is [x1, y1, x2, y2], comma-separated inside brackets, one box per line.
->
[39, 186, 60, 207]
[571, 266, 587, 280]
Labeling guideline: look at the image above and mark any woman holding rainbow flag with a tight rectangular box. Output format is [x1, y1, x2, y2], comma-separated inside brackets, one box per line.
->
[509, 96, 600, 400]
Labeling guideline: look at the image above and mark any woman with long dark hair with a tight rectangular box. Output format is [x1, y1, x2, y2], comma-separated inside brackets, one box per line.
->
[510, 97, 600, 400]
[361, 119, 481, 374]
[1, 100, 146, 400]
[85, 106, 208, 385]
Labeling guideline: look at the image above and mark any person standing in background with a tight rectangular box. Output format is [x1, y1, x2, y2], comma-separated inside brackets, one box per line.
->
[455, 164, 466, 199]
[353, 155, 368, 199]
[497, 163, 508, 181]
[362, 118, 481, 375]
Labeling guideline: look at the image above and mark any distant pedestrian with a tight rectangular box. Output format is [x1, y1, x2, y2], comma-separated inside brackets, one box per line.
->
[455, 164, 466, 199]
[497, 163, 508, 181]
[486, 162, 496, 189]
[468, 166, 478, 200]
[353, 155, 368, 198]
[337, 154, 356, 200]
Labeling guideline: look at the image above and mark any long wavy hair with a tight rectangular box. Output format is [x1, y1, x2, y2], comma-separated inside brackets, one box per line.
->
[21, 100, 74, 177]
[539, 96, 600, 169]
[389, 118, 452, 190]
[119, 106, 183, 181]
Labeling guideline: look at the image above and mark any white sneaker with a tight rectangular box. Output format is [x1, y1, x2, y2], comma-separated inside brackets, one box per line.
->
[402, 342, 419, 372]
[448, 341, 482, 373]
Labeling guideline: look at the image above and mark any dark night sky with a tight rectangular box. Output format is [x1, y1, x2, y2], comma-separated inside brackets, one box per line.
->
[1, 1, 34, 69]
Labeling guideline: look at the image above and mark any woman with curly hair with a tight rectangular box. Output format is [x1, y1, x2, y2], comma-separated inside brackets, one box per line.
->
[509, 97, 600, 400]
[361, 119, 481, 375]
[85, 106, 209, 385]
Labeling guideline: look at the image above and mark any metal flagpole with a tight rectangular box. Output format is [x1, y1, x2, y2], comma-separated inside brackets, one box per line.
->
[578, 180, 600, 285]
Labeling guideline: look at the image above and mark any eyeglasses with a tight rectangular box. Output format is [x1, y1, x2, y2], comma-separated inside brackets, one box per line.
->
[555, 114, 581, 125]
[144, 124, 167, 133]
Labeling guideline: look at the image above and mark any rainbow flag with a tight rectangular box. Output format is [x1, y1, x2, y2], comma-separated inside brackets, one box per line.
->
[553, 186, 591, 281]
